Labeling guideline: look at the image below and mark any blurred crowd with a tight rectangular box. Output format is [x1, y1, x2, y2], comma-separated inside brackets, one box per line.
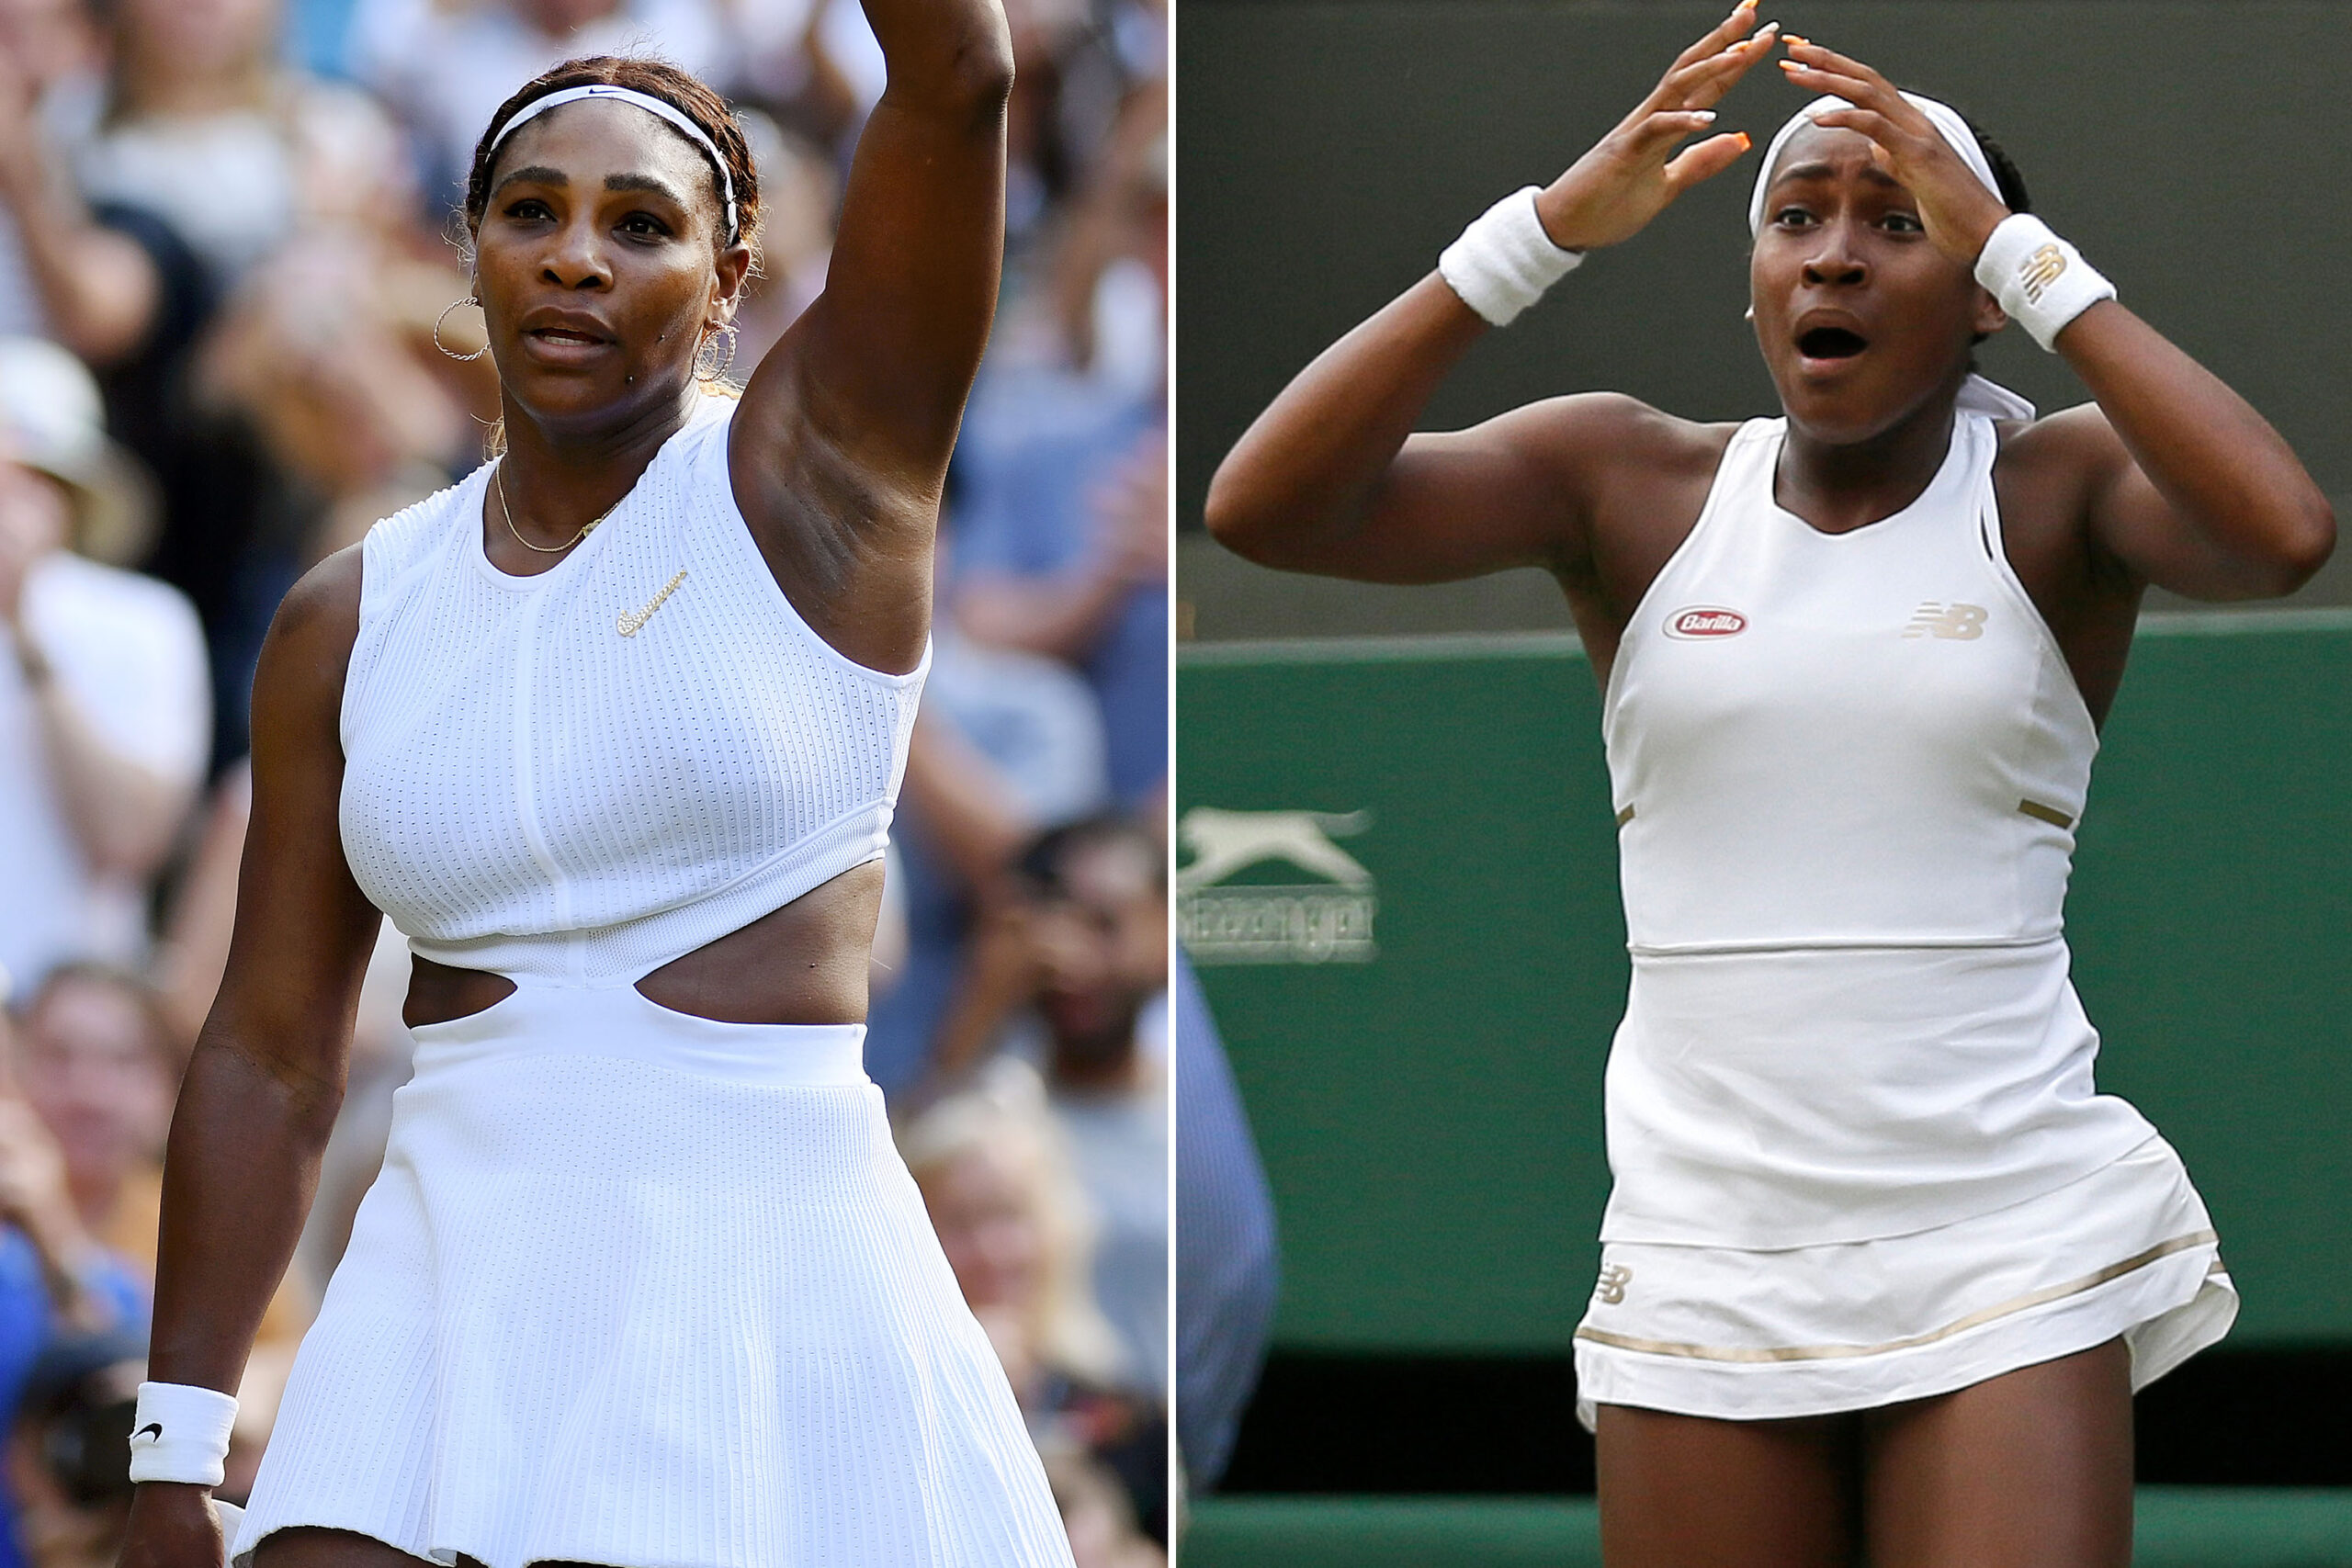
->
[0, 0, 1167, 1560]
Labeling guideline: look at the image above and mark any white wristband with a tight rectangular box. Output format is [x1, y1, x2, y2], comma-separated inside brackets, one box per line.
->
[1974, 213, 2115, 353]
[1437, 186, 1583, 327]
[127, 1381, 238, 1487]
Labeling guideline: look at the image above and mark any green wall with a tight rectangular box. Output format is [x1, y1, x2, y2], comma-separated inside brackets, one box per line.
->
[1177, 615, 2352, 1349]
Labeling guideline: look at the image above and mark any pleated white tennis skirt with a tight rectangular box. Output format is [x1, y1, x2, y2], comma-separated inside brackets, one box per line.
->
[233, 985, 1074, 1568]
[1573, 1135, 2236, 1429]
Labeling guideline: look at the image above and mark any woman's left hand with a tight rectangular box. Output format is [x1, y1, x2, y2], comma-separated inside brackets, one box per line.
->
[1777, 39, 2011, 265]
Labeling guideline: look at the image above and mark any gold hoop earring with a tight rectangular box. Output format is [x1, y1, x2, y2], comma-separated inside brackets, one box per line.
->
[695, 323, 740, 383]
[435, 297, 488, 362]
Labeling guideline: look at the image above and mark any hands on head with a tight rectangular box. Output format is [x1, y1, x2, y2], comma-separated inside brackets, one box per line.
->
[1776, 37, 2010, 262]
[1539, 2, 2008, 264]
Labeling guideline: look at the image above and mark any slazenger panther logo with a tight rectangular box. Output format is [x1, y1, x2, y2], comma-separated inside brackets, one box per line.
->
[1665, 606, 1747, 639]
[1177, 807, 1373, 891]
[1177, 807, 1378, 965]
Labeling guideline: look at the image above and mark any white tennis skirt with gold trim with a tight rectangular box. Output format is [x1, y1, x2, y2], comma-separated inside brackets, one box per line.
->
[1572, 1135, 2235, 1429]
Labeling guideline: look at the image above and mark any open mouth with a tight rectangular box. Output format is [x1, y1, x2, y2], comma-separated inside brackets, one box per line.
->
[530, 328, 604, 346]
[1796, 325, 1868, 360]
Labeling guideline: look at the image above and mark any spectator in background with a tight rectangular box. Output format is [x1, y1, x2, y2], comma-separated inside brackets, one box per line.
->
[74, 0, 409, 296]
[0, 339, 207, 991]
[0, 0, 158, 363]
[8, 970, 171, 1284]
[10, 966, 311, 1497]
[932, 817, 1168, 1404]
[865, 521, 1114, 1097]
[1171, 948, 1277, 1491]
[68, 0, 447, 764]
[1039, 1446, 1164, 1568]
[348, 0, 729, 200]
[1017, 818, 1167, 1405]
[0, 1009, 141, 1568]
[953, 83, 1167, 806]
[899, 1066, 1164, 1540]
[5, 1323, 145, 1568]
[726, 111, 838, 366]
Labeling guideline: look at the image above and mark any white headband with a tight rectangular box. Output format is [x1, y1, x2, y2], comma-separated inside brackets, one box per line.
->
[1747, 91, 2034, 423]
[1747, 92, 1998, 237]
[489, 83, 739, 243]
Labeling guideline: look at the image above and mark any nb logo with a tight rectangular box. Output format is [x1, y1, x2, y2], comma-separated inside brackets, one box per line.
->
[2018, 243, 2067, 304]
[1593, 1264, 1633, 1305]
[1904, 602, 1987, 640]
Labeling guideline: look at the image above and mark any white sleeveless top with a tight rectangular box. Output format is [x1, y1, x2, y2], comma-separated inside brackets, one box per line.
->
[338, 392, 926, 988]
[1598, 412, 2154, 1247]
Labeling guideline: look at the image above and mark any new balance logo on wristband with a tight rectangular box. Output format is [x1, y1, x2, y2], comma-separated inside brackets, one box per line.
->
[1905, 602, 1988, 640]
[2018, 243, 2067, 304]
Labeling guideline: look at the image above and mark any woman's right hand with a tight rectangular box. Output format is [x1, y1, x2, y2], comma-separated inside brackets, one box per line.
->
[119, 1483, 225, 1568]
[1532, 0, 1778, 253]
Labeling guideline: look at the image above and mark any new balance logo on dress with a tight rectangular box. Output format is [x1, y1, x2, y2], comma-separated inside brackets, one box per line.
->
[1904, 602, 1987, 640]
[1593, 1264, 1633, 1305]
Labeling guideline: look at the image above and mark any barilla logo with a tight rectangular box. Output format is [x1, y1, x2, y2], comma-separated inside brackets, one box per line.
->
[1666, 606, 1747, 639]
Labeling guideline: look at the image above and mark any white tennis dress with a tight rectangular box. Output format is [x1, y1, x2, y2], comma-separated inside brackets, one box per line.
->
[1573, 412, 2236, 1425]
[233, 392, 1073, 1568]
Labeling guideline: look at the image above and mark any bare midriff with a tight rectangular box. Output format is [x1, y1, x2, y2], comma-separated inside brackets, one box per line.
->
[399, 861, 888, 1029]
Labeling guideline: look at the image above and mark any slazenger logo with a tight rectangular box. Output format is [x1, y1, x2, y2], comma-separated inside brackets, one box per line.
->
[1665, 606, 1747, 639]
[1177, 807, 1378, 965]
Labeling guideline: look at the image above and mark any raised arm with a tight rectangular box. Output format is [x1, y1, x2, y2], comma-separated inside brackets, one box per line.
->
[729, 0, 1012, 672]
[795, 0, 1011, 471]
[1205, 4, 1774, 582]
[1782, 39, 2334, 600]
[121, 551, 382, 1568]
[2030, 313, 2332, 599]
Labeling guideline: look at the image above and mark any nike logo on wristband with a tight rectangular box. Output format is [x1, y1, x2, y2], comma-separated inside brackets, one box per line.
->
[133, 1423, 162, 1441]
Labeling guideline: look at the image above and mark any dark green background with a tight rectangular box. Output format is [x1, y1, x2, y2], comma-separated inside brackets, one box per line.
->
[1176, 1, 2352, 640]
[1178, 615, 2352, 1349]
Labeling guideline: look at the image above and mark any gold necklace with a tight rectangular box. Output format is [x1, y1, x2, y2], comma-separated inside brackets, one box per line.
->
[495, 459, 620, 555]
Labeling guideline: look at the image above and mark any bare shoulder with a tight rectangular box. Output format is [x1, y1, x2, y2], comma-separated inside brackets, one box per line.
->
[1484, 392, 1734, 484]
[253, 546, 364, 729]
[1990, 403, 2135, 589]
[1574, 392, 1733, 456]
[1993, 402, 2126, 497]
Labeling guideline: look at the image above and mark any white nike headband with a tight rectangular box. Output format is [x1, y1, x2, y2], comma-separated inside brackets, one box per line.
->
[489, 83, 740, 243]
[1747, 91, 2035, 423]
